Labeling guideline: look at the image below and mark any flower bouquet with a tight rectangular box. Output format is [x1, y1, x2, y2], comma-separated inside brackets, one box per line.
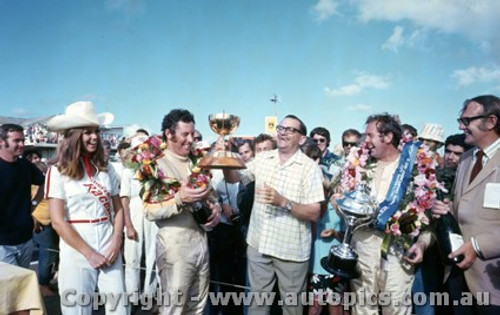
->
[126, 136, 180, 203]
[187, 153, 214, 224]
[126, 136, 212, 205]
[382, 143, 445, 259]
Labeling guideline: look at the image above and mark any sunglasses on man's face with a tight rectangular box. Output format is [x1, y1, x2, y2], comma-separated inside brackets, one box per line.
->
[342, 141, 357, 147]
[312, 138, 326, 144]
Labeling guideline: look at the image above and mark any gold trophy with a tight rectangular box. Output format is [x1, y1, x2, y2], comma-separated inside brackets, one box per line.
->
[197, 113, 246, 169]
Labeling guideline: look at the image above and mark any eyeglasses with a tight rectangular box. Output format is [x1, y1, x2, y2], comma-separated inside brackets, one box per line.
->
[457, 115, 487, 126]
[193, 136, 202, 142]
[312, 138, 326, 144]
[342, 141, 357, 147]
[276, 125, 302, 135]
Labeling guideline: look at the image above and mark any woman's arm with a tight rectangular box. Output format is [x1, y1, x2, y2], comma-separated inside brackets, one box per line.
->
[102, 195, 124, 264]
[121, 196, 138, 241]
[49, 198, 110, 269]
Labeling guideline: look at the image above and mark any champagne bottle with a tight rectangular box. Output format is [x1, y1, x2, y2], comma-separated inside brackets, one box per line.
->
[192, 201, 212, 225]
[435, 190, 464, 264]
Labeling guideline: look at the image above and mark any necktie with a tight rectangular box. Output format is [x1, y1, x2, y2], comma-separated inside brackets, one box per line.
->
[469, 150, 484, 184]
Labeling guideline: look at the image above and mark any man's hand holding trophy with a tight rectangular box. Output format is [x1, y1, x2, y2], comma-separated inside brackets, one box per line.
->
[321, 183, 379, 279]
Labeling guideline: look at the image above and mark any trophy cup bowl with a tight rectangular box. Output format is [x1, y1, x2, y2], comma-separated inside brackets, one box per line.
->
[197, 113, 247, 169]
[321, 184, 378, 279]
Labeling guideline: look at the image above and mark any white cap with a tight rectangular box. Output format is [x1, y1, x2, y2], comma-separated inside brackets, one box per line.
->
[418, 123, 444, 144]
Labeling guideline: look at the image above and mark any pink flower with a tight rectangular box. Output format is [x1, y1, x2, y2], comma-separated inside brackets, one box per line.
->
[149, 136, 162, 148]
[413, 174, 427, 187]
[390, 223, 402, 236]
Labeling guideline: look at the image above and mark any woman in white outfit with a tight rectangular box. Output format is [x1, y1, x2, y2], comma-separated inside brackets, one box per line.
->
[45, 101, 127, 315]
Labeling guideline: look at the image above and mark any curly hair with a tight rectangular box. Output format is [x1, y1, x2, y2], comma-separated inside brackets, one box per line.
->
[365, 113, 402, 149]
[161, 109, 195, 141]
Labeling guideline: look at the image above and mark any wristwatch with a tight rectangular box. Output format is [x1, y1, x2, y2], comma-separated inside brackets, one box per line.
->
[284, 200, 293, 213]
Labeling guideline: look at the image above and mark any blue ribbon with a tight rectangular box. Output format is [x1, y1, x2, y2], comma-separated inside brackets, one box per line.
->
[375, 141, 421, 231]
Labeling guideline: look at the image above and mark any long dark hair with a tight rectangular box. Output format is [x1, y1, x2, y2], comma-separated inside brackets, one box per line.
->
[56, 128, 107, 179]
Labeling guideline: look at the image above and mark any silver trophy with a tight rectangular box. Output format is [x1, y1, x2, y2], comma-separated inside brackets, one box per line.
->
[321, 183, 379, 279]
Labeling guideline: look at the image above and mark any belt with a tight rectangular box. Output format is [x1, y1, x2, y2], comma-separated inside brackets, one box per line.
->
[67, 216, 109, 224]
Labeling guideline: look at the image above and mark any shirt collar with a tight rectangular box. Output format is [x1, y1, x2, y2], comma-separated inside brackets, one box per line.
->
[265, 148, 306, 167]
[475, 136, 500, 159]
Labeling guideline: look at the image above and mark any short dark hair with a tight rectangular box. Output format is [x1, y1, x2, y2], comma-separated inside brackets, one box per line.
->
[117, 141, 131, 151]
[310, 127, 331, 145]
[342, 128, 362, 139]
[365, 113, 402, 148]
[301, 137, 322, 162]
[463, 95, 500, 135]
[23, 147, 42, 160]
[254, 133, 277, 149]
[0, 123, 24, 141]
[284, 114, 307, 136]
[161, 109, 196, 140]
[238, 139, 254, 153]
[136, 128, 149, 136]
[401, 124, 418, 138]
[444, 133, 472, 151]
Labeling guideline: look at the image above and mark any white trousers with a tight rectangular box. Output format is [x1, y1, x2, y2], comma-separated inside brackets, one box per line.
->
[58, 221, 127, 315]
[350, 229, 415, 315]
[124, 196, 159, 297]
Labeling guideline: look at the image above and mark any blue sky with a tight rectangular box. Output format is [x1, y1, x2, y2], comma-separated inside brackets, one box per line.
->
[1, 0, 500, 147]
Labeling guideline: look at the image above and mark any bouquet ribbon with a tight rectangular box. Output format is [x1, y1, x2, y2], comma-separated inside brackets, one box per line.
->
[374, 141, 421, 231]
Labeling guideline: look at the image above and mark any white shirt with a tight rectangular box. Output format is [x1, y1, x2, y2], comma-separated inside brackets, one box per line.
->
[241, 149, 325, 262]
[46, 162, 120, 221]
[120, 168, 141, 199]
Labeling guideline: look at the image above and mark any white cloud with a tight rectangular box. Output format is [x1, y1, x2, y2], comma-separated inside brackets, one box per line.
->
[346, 104, 373, 112]
[325, 84, 361, 96]
[312, 0, 340, 22]
[352, 0, 500, 48]
[407, 29, 422, 45]
[452, 66, 500, 87]
[325, 72, 391, 96]
[382, 25, 404, 52]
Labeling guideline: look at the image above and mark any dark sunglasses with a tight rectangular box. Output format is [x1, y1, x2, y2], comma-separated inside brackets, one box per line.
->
[457, 115, 487, 126]
[312, 138, 326, 144]
[193, 136, 202, 142]
[342, 141, 357, 147]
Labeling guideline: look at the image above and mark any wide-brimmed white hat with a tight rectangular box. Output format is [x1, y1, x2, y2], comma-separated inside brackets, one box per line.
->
[418, 123, 444, 144]
[47, 101, 114, 132]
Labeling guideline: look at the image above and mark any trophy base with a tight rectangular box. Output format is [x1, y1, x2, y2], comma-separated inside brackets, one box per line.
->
[197, 150, 247, 169]
[320, 256, 361, 280]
